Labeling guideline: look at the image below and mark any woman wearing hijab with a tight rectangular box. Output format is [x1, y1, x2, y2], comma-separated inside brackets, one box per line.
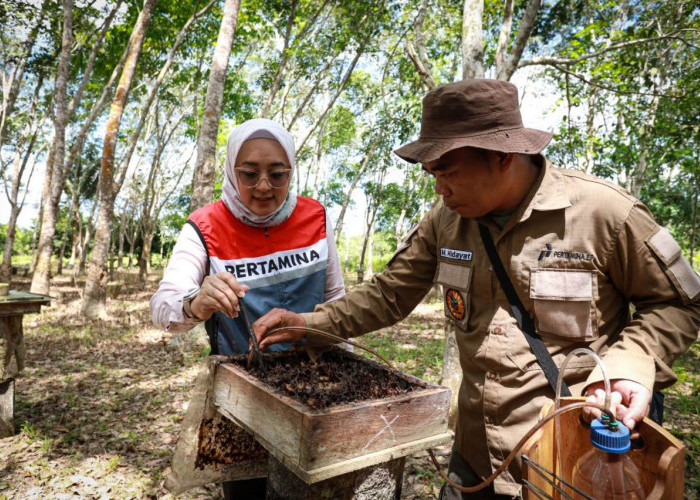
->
[150, 119, 345, 499]
[151, 118, 345, 352]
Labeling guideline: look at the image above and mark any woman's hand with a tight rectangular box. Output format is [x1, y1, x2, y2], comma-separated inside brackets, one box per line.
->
[190, 272, 249, 320]
[253, 308, 306, 350]
[582, 379, 651, 438]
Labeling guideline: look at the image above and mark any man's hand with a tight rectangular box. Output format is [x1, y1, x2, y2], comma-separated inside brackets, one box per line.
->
[190, 272, 249, 320]
[582, 379, 651, 437]
[253, 308, 306, 350]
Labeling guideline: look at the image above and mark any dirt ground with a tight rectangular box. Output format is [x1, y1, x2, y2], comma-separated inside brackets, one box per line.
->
[0, 270, 698, 499]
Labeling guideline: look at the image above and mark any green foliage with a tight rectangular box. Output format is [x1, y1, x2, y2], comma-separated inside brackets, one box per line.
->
[1, 0, 698, 276]
[542, 0, 699, 260]
[0, 224, 34, 256]
[337, 230, 397, 274]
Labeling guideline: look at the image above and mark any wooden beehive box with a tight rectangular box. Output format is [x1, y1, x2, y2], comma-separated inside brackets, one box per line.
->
[212, 348, 453, 483]
[521, 397, 685, 500]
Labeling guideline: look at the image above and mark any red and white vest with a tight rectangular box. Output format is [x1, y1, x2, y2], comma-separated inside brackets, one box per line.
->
[188, 197, 328, 354]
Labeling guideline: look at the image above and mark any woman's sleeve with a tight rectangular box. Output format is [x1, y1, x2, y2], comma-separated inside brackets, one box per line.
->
[149, 223, 208, 332]
[323, 216, 346, 302]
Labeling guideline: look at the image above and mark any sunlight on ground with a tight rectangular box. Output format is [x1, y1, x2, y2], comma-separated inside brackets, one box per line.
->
[2, 273, 698, 499]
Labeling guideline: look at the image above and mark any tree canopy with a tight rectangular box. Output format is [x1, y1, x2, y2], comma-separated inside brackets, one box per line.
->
[0, 0, 698, 298]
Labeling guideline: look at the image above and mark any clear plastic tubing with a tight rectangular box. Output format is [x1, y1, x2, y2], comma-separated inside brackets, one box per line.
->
[555, 347, 611, 412]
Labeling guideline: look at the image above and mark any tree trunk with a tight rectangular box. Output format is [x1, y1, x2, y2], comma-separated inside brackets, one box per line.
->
[138, 223, 154, 285]
[357, 204, 378, 284]
[30, 0, 74, 295]
[367, 223, 374, 280]
[127, 230, 136, 268]
[260, 0, 299, 118]
[630, 89, 663, 197]
[30, 207, 39, 274]
[343, 231, 350, 274]
[114, 0, 216, 193]
[498, 0, 542, 81]
[285, 53, 338, 129]
[138, 105, 188, 285]
[311, 125, 324, 199]
[0, 2, 45, 153]
[78, 191, 100, 276]
[690, 172, 699, 269]
[189, 0, 242, 212]
[81, 0, 157, 318]
[261, 0, 329, 120]
[0, 77, 45, 283]
[30, 0, 117, 292]
[0, 209, 20, 284]
[69, 212, 79, 270]
[56, 240, 65, 276]
[404, 0, 437, 91]
[461, 0, 484, 79]
[583, 88, 598, 174]
[117, 211, 127, 269]
[295, 47, 365, 159]
[395, 173, 416, 247]
[494, 0, 515, 80]
[334, 132, 381, 240]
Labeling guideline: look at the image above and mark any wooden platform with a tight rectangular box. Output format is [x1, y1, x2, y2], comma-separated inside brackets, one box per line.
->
[0, 290, 51, 437]
[212, 350, 453, 484]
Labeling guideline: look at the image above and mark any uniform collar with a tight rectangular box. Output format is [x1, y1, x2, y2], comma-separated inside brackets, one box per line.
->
[526, 158, 572, 214]
[477, 156, 571, 238]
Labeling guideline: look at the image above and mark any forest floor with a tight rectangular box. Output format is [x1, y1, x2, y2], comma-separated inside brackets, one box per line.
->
[0, 269, 698, 499]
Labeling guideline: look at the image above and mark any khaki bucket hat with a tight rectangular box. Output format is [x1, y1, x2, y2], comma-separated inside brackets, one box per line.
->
[394, 79, 552, 164]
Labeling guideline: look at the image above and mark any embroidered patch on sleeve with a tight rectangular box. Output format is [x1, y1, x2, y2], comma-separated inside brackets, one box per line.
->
[445, 288, 466, 321]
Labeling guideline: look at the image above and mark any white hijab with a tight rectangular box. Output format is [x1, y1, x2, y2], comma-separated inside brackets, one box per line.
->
[222, 119, 297, 227]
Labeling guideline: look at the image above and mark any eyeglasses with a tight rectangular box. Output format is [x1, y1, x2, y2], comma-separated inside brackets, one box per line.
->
[235, 168, 292, 189]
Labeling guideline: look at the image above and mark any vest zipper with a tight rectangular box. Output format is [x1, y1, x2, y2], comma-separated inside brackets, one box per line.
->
[264, 227, 269, 238]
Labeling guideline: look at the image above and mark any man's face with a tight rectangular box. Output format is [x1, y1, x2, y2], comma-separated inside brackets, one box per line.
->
[234, 138, 291, 216]
[423, 147, 506, 219]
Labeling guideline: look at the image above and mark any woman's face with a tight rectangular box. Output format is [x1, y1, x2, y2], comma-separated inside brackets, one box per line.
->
[234, 138, 292, 216]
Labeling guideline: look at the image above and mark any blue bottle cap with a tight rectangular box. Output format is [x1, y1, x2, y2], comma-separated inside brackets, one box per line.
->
[589, 418, 631, 454]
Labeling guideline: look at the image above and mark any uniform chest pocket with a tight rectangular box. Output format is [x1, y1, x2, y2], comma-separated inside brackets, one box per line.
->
[530, 269, 598, 341]
[435, 261, 472, 328]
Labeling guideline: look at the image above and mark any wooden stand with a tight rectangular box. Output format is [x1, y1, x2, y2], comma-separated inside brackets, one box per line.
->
[521, 397, 685, 500]
[212, 351, 453, 498]
[0, 291, 51, 438]
[266, 454, 405, 500]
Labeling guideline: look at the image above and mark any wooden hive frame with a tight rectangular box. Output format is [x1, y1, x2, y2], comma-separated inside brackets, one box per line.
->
[521, 397, 685, 500]
[212, 349, 453, 483]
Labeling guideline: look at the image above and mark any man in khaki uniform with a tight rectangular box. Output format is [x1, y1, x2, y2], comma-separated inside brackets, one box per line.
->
[253, 79, 700, 499]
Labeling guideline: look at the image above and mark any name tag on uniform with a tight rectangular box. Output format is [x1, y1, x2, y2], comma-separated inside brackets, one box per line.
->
[440, 247, 473, 261]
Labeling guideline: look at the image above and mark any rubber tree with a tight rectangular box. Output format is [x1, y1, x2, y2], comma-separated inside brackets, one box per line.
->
[189, 0, 242, 212]
[80, 0, 157, 318]
[30, 0, 73, 295]
[30, 0, 121, 293]
[0, 0, 46, 156]
[0, 74, 46, 283]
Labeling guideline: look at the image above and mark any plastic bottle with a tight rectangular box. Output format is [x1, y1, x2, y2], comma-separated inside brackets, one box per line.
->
[571, 418, 645, 499]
